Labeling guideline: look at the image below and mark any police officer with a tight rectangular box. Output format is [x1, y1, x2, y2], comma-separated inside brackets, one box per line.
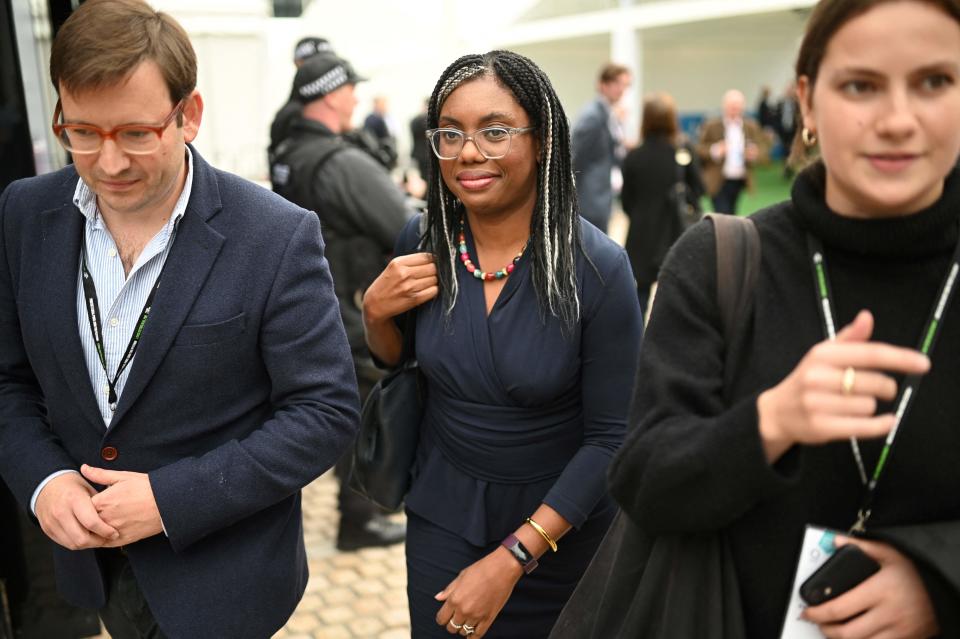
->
[268, 37, 336, 181]
[272, 53, 410, 550]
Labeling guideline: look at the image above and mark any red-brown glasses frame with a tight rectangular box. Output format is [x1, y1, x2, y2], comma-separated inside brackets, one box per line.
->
[51, 98, 186, 154]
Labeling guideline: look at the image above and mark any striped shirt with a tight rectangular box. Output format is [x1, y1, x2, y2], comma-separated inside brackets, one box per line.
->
[75, 149, 194, 425]
[29, 150, 194, 515]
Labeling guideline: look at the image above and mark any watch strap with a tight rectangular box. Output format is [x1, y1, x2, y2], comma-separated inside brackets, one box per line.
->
[501, 533, 538, 574]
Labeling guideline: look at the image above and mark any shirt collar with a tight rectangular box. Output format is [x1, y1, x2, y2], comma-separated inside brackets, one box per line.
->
[72, 146, 195, 227]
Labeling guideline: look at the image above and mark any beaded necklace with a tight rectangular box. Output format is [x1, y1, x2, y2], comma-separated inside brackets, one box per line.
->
[457, 217, 527, 281]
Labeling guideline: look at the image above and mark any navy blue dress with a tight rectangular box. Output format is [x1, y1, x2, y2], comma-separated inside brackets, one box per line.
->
[395, 216, 643, 638]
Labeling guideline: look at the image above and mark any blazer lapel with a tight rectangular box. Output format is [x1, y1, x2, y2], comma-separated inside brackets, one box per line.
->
[109, 154, 225, 428]
[40, 203, 106, 432]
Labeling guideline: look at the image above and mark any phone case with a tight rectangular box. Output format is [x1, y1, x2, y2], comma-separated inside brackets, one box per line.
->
[799, 544, 880, 606]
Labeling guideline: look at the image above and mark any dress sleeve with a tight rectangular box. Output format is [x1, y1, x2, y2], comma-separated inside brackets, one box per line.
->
[541, 248, 644, 528]
[608, 221, 798, 535]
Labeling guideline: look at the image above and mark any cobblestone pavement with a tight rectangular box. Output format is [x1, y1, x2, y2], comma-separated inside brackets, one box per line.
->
[272, 471, 409, 639]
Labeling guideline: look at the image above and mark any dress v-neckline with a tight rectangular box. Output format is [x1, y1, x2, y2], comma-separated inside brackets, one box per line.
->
[459, 219, 527, 319]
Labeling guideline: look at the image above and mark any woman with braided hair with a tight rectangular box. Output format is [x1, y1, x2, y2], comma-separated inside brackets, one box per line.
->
[362, 51, 643, 637]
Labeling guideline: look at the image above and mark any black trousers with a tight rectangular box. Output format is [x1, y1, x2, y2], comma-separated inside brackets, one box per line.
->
[97, 549, 166, 639]
[711, 178, 747, 215]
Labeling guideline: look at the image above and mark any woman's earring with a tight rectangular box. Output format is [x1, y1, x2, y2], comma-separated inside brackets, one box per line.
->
[801, 127, 817, 147]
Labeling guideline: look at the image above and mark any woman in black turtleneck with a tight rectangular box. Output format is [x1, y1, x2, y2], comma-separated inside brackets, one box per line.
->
[608, 1, 960, 637]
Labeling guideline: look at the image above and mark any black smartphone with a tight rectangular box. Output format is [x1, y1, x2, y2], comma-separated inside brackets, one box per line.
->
[799, 544, 881, 606]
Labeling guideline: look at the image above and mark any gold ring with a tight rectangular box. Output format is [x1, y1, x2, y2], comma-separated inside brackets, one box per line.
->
[842, 366, 856, 395]
[449, 620, 463, 630]
[463, 625, 476, 636]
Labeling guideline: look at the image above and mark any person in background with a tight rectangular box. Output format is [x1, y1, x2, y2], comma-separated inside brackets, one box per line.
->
[271, 53, 410, 551]
[697, 88, 768, 214]
[362, 50, 642, 638]
[777, 81, 801, 177]
[609, 0, 960, 636]
[571, 63, 631, 234]
[268, 35, 335, 185]
[410, 98, 430, 181]
[756, 85, 778, 133]
[358, 95, 399, 171]
[620, 92, 704, 317]
[0, 2, 359, 637]
[364, 95, 392, 142]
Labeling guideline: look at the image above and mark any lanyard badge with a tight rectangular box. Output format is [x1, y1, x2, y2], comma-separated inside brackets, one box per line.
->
[806, 231, 960, 533]
[80, 247, 164, 412]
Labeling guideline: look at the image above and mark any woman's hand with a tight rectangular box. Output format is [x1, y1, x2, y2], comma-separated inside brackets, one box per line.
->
[363, 252, 438, 324]
[756, 310, 930, 462]
[362, 252, 438, 365]
[803, 537, 939, 639]
[434, 547, 523, 637]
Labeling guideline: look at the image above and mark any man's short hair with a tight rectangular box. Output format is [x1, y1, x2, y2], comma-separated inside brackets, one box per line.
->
[598, 63, 629, 84]
[50, 0, 197, 104]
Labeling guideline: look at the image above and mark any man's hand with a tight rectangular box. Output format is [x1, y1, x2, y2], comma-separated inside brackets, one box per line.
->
[81, 464, 164, 546]
[803, 537, 939, 639]
[35, 471, 119, 550]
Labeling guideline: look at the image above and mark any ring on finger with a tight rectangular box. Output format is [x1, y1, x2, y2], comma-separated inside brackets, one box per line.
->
[841, 366, 856, 396]
[449, 620, 463, 630]
[462, 625, 476, 636]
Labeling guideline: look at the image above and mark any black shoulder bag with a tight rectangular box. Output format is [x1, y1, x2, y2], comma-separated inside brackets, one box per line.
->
[348, 216, 429, 512]
[549, 214, 760, 639]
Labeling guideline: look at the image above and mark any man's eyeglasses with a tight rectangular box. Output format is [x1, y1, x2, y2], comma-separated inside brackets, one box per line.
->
[52, 99, 185, 155]
[426, 126, 535, 161]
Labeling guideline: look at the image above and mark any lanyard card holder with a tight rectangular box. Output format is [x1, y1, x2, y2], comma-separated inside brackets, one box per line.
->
[780, 525, 838, 639]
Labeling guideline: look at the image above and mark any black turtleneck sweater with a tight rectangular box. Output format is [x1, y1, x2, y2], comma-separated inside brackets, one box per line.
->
[610, 164, 960, 637]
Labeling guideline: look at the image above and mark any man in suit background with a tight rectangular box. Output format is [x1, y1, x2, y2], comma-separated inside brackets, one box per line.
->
[571, 63, 631, 233]
[0, 1, 359, 637]
[697, 88, 769, 214]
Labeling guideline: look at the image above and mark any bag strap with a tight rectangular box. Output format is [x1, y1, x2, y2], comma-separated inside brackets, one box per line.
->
[706, 213, 761, 392]
[398, 213, 431, 363]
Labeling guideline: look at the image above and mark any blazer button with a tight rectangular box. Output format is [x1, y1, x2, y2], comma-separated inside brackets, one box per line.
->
[100, 446, 118, 461]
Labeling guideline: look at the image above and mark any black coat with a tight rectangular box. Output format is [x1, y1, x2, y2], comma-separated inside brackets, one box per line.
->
[620, 135, 704, 288]
[609, 165, 960, 636]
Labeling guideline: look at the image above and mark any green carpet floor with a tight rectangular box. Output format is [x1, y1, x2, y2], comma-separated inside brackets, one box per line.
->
[702, 160, 795, 217]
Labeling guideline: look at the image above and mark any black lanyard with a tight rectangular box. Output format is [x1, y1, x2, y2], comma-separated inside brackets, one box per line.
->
[806, 231, 960, 532]
[80, 247, 163, 412]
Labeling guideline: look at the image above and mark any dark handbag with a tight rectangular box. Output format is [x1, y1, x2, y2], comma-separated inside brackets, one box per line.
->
[550, 214, 760, 639]
[673, 146, 703, 229]
[348, 215, 429, 512]
[348, 352, 424, 512]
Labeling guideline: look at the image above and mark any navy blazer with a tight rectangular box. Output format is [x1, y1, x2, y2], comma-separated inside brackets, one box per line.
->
[0, 148, 360, 638]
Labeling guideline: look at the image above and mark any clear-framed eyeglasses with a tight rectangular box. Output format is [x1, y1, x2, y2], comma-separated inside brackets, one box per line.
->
[426, 126, 535, 160]
[51, 99, 185, 155]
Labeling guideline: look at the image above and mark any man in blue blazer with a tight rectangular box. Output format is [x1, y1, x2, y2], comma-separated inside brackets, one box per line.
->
[571, 63, 631, 234]
[0, 1, 359, 637]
